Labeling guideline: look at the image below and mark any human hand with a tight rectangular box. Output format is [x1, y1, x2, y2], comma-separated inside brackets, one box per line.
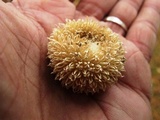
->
[77, 0, 160, 119]
[0, 0, 159, 120]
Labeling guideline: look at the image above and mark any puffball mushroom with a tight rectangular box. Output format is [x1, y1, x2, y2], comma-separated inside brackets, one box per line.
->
[47, 19, 125, 94]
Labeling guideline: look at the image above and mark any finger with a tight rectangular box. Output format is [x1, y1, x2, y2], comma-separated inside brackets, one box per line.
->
[126, 0, 160, 61]
[76, 0, 118, 20]
[104, 0, 144, 35]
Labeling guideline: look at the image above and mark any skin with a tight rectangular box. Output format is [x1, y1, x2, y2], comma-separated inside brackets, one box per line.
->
[0, 0, 160, 119]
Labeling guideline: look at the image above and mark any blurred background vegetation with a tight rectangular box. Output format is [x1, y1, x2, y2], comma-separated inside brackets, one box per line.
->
[2, 0, 160, 119]
[151, 30, 160, 120]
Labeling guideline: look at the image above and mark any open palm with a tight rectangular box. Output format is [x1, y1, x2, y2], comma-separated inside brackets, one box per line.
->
[1, 0, 158, 119]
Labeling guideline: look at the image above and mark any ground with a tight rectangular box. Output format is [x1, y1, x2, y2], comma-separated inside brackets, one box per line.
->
[151, 30, 160, 120]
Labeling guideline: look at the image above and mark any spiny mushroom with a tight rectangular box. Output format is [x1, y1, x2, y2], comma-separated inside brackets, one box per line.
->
[47, 19, 125, 94]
